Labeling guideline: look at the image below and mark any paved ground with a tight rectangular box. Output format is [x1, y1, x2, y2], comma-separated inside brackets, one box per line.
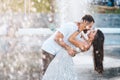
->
[73, 49, 120, 80]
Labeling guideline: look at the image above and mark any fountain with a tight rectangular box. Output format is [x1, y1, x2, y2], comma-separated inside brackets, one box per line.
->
[0, 0, 120, 80]
[56, 0, 92, 23]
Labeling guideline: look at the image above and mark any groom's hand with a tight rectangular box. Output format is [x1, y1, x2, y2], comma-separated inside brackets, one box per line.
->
[81, 49, 88, 52]
[67, 47, 76, 57]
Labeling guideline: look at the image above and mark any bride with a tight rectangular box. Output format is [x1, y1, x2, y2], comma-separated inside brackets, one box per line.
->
[69, 29, 105, 74]
[42, 29, 104, 80]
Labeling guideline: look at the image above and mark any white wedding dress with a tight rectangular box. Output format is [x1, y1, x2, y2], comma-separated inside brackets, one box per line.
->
[42, 49, 78, 80]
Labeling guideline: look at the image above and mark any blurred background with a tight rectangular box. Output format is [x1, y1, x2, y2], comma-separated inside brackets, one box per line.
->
[0, 0, 120, 80]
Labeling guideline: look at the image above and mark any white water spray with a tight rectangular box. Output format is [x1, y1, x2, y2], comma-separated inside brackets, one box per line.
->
[56, 0, 92, 23]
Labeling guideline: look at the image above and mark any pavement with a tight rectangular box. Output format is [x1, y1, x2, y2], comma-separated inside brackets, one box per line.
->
[73, 49, 120, 80]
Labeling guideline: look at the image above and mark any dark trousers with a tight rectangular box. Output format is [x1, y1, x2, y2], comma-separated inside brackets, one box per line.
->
[42, 50, 55, 75]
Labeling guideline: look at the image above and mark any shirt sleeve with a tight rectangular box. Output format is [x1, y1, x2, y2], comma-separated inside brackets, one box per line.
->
[57, 23, 69, 37]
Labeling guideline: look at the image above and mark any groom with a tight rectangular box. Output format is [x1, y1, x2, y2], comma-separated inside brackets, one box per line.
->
[41, 14, 95, 75]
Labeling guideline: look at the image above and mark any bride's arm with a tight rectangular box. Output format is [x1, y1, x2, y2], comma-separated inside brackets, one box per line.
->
[81, 32, 89, 42]
[68, 30, 92, 51]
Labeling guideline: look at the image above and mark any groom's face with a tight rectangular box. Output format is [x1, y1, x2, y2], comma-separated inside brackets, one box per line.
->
[83, 21, 94, 33]
[85, 21, 94, 30]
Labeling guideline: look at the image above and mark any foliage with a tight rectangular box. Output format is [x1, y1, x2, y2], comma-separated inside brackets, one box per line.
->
[0, 0, 54, 13]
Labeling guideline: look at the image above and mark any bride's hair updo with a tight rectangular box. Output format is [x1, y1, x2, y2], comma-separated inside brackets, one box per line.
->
[92, 29, 105, 74]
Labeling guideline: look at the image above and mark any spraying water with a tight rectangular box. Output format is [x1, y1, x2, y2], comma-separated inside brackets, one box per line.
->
[56, 0, 92, 24]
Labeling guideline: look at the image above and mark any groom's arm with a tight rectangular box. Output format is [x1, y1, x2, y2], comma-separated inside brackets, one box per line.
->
[54, 31, 76, 56]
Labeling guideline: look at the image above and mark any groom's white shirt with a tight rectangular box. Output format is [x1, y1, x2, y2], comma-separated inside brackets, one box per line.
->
[41, 22, 83, 55]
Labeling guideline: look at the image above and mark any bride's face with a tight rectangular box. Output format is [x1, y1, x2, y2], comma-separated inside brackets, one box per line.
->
[88, 30, 97, 40]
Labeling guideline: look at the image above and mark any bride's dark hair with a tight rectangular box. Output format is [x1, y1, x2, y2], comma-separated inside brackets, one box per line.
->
[92, 29, 105, 74]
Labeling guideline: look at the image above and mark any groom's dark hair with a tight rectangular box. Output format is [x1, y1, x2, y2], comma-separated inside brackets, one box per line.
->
[82, 14, 95, 23]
